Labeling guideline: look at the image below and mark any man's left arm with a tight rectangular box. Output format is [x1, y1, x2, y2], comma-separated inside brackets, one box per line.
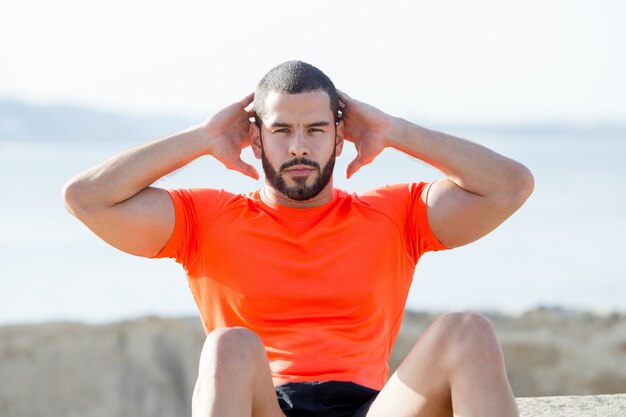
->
[338, 91, 534, 249]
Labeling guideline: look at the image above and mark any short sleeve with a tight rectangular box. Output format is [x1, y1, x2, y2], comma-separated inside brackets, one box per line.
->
[152, 189, 199, 269]
[152, 188, 236, 270]
[408, 181, 448, 260]
[356, 182, 448, 264]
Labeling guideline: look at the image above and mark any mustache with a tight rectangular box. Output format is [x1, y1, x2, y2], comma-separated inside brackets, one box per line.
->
[280, 158, 320, 172]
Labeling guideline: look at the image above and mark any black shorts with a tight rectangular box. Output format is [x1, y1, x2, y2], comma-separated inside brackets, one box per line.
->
[275, 381, 379, 417]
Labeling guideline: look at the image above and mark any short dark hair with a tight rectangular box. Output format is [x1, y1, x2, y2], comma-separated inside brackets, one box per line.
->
[253, 60, 339, 127]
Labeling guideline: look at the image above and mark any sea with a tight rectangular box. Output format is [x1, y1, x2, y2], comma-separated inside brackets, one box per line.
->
[1, 126, 625, 325]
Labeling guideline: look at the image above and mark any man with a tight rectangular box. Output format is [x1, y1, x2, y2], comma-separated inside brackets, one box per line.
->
[63, 61, 534, 417]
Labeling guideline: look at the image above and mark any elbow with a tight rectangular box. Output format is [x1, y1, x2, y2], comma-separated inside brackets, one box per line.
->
[62, 176, 90, 217]
[508, 163, 535, 209]
[518, 164, 535, 200]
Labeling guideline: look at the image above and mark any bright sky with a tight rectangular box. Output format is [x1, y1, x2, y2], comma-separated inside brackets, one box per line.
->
[1, 0, 625, 123]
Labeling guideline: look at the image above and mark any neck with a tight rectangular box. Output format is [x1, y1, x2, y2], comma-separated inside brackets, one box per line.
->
[260, 181, 335, 209]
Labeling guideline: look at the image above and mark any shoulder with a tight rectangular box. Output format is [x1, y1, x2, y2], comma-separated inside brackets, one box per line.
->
[167, 188, 251, 206]
[352, 183, 430, 208]
[166, 188, 260, 223]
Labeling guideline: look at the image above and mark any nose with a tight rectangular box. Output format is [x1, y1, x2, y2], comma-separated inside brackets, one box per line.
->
[288, 131, 310, 157]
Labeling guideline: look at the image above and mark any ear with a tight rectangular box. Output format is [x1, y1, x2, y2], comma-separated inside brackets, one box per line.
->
[334, 120, 344, 157]
[249, 122, 262, 160]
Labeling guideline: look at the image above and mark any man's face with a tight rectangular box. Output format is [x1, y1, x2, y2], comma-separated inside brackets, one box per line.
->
[252, 90, 343, 201]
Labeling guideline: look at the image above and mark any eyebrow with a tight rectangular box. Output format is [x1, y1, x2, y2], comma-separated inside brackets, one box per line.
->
[269, 121, 331, 129]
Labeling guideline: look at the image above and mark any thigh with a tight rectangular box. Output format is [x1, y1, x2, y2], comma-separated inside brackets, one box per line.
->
[364, 372, 452, 417]
[251, 355, 290, 417]
[363, 318, 456, 417]
[364, 313, 510, 417]
[194, 327, 288, 417]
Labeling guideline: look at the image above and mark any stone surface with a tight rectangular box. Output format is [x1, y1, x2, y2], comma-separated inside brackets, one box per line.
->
[1, 311, 625, 416]
[391, 309, 626, 397]
[0, 317, 206, 417]
[517, 394, 626, 417]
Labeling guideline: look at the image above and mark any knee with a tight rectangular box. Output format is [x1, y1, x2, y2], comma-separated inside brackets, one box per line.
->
[198, 327, 266, 377]
[427, 313, 505, 367]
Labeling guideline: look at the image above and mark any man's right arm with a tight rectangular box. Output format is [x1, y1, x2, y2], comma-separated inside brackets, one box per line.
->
[62, 94, 258, 258]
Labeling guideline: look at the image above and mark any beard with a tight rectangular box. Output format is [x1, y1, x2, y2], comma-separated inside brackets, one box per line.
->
[261, 143, 336, 201]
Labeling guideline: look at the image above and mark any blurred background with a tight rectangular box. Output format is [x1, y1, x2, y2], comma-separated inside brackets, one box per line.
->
[1, 0, 625, 415]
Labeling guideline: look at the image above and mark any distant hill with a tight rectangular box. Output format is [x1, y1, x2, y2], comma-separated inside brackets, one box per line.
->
[442, 121, 626, 139]
[0, 99, 193, 143]
[1, 98, 624, 143]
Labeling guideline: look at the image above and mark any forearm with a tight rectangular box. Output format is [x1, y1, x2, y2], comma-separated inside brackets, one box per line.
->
[339, 89, 534, 247]
[63, 125, 209, 212]
[386, 118, 533, 199]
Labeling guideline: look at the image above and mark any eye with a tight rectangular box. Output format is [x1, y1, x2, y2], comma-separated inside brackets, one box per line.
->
[308, 128, 324, 133]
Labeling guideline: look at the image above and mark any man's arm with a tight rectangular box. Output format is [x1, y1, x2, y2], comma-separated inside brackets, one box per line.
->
[338, 91, 534, 249]
[62, 93, 258, 257]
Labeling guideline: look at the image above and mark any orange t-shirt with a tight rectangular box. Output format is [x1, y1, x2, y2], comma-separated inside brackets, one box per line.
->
[155, 182, 446, 390]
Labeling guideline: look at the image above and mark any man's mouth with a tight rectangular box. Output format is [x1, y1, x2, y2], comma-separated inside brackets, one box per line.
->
[284, 165, 316, 176]
[280, 158, 320, 176]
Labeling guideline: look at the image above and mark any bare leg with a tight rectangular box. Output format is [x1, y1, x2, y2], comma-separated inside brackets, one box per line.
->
[192, 327, 287, 417]
[366, 313, 518, 417]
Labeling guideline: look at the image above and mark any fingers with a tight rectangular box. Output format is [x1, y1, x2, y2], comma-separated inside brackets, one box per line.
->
[345, 157, 364, 180]
[241, 93, 258, 123]
[337, 89, 356, 107]
[231, 158, 260, 181]
[337, 90, 347, 109]
[241, 92, 255, 107]
[337, 91, 349, 122]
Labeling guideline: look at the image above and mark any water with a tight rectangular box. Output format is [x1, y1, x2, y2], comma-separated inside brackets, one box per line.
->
[1, 128, 625, 324]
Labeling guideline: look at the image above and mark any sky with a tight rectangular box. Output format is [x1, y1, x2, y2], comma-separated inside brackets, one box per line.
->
[1, 0, 625, 124]
[1, 1, 626, 324]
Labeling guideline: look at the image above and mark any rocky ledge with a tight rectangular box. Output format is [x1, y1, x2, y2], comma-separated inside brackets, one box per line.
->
[1, 311, 625, 417]
[517, 393, 626, 416]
